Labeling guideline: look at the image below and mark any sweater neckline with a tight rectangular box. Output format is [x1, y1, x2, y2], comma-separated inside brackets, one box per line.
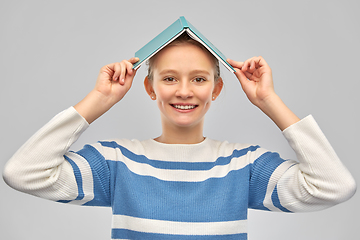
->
[147, 137, 209, 147]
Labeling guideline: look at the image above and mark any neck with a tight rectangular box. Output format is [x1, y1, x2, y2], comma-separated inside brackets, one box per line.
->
[155, 121, 205, 144]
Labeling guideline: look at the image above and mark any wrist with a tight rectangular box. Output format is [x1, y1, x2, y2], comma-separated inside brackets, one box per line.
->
[258, 93, 283, 113]
[74, 90, 116, 124]
[257, 94, 300, 131]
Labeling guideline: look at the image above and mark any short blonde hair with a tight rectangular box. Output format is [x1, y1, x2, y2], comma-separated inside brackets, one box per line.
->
[146, 33, 220, 82]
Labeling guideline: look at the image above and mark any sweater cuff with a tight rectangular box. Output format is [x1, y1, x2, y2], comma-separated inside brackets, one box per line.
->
[281, 114, 331, 163]
[69, 106, 90, 127]
[54, 106, 90, 147]
[281, 114, 331, 152]
[282, 115, 315, 134]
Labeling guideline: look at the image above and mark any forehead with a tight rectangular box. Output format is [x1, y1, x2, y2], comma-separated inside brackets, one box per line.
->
[152, 44, 215, 75]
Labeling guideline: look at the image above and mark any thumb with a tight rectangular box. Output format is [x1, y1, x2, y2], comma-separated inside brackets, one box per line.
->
[233, 67, 249, 89]
[129, 57, 139, 64]
[227, 58, 244, 69]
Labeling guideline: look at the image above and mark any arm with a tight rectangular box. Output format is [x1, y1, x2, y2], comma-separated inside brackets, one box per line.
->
[228, 57, 356, 210]
[248, 116, 356, 212]
[3, 58, 139, 203]
[2, 107, 89, 201]
[279, 115, 356, 211]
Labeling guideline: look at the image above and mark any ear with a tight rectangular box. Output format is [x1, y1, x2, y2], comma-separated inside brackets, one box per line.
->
[212, 77, 223, 101]
[144, 76, 156, 100]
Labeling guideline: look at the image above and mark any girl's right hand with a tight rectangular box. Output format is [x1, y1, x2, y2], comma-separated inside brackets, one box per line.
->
[94, 57, 139, 104]
[74, 58, 139, 124]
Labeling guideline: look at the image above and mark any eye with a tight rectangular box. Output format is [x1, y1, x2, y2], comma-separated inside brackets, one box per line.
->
[193, 77, 206, 83]
[164, 77, 176, 82]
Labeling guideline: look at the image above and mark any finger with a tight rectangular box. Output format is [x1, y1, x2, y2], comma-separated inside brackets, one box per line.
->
[253, 56, 271, 74]
[236, 66, 253, 80]
[119, 61, 127, 85]
[243, 57, 260, 73]
[233, 68, 253, 93]
[243, 71, 253, 80]
[128, 57, 140, 72]
[125, 60, 134, 76]
[129, 57, 139, 64]
[250, 59, 256, 71]
[249, 56, 267, 68]
[227, 58, 244, 69]
[233, 67, 246, 83]
[241, 59, 251, 71]
[258, 56, 269, 69]
[112, 63, 121, 81]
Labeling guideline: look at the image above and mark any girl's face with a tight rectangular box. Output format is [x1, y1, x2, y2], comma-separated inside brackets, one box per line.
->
[145, 44, 223, 130]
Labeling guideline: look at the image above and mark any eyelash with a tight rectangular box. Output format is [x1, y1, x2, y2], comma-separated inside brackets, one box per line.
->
[163, 77, 176, 82]
[193, 77, 206, 83]
[162, 77, 207, 83]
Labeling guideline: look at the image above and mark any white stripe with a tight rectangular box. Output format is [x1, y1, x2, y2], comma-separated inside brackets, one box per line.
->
[101, 146, 268, 182]
[112, 215, 247, 235]
[263, 160, 298, 211]
[64, 152, 94, 205]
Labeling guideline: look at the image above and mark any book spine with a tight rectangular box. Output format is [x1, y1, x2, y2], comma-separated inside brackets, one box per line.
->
[179, 16, 189, 28]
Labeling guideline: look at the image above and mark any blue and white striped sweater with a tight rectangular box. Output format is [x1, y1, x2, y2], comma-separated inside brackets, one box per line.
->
[3, 107, 356, 240]
[63, 137, 296, 239]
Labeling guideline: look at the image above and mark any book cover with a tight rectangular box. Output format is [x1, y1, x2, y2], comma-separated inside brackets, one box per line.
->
[133, 16, 234, 73]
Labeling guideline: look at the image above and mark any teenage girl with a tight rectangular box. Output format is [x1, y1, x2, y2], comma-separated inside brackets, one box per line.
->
[3, 34, 356, 239]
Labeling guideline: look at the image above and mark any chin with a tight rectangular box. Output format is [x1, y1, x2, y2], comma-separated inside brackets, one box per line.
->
[173, 118, 204, 128]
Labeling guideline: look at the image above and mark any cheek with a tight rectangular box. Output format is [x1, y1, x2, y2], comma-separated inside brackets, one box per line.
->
[199, 86, 214, 102]
[197, 87, 214, 110]
[154, 85, 173, 106]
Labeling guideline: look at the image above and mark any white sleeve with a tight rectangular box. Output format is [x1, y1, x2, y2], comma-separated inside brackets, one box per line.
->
[2, 107, 90, 202]
[277, 115, 356, 212]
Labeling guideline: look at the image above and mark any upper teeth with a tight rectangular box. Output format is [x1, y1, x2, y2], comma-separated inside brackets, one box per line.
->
[174, 105, 196, 110]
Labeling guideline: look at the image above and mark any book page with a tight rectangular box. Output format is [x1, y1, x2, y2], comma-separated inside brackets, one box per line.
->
[185, 29, 234, 73]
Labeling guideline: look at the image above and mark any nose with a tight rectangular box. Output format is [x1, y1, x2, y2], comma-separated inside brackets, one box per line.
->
[175, 80, 194, 99]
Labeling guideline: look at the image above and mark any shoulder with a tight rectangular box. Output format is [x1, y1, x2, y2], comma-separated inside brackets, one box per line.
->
[80, 138, 145, 160]
[100, 138, 146, 151]
[210, 139, 270, 163]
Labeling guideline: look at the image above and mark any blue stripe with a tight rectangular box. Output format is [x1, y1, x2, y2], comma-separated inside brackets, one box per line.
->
[57, 155, 84, 203]
[248, 152, 286, 211]
[57, 199, 72, 203]
[100, 141, 260, 171]
[109, 160, 250, 222]
[112, 229, 247, 240]
[75, 145, 112, 207]
[272, 186, 292, 213]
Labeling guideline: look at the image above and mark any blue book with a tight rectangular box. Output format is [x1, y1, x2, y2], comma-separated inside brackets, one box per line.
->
[133, 16, 235, 72]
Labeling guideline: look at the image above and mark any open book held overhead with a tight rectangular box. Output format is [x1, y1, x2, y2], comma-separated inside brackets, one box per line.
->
[133, 16, 235, 73]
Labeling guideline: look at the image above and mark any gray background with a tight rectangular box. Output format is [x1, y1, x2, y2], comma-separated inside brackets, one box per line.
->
[1, 0, 359, 239]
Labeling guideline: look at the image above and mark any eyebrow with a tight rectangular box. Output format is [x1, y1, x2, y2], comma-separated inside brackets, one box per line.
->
[158, 69, 211, 76]
[158, 69, 178, 75]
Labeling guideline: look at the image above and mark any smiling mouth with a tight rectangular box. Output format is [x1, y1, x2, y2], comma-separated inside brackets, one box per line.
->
[171, 104, 198, 110]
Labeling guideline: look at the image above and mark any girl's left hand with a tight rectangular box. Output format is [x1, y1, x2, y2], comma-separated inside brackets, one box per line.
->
[227, 56, 276, 109]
